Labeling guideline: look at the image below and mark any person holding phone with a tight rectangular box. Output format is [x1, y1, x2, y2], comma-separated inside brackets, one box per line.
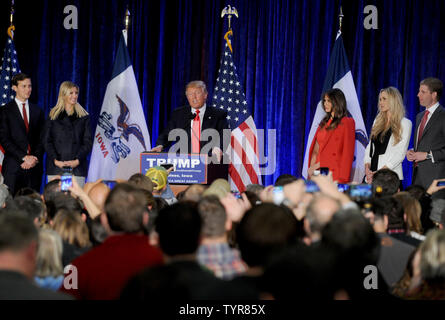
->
[364, 87, 412, 184]
[43, 81, 92, 187]
[308, 88, 355, 183]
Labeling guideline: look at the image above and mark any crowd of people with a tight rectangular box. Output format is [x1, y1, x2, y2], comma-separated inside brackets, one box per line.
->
[0, 165, 445, 300]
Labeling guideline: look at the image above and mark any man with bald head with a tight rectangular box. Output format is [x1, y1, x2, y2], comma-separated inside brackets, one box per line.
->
[88, 182, 110, 213]
[304, 194, 341, 245]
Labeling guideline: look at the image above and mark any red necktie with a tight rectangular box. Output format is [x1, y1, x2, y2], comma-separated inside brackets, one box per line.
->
[22, 103, 31, 154]
[192, 110, 200, 154]
[417, 110, 429, 147]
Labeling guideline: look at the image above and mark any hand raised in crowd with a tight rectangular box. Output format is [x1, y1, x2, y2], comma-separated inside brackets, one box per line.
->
[283, 180, 306, 208]
[311, 173, 351, 205]
[259, 185, 274, 203]
[220, 192, 252, 223]
[68, 177, 101, 220]
[426, 178, 445, 196]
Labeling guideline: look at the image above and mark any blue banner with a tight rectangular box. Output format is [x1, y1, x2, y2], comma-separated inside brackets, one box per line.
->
[140, 153, 208, 184]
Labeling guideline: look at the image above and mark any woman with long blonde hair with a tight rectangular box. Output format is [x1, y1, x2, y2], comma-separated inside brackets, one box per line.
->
[43, 81, 92, 187]
[364, 87, 412, 184]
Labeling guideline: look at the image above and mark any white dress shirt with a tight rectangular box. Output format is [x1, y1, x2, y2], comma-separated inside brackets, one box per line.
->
[416, 102, 440, 143]
[190, 104, 206, 132]
[15, 97, 29, 124]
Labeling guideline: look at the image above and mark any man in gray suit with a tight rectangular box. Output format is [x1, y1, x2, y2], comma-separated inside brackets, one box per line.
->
[407, 77, 444, 193]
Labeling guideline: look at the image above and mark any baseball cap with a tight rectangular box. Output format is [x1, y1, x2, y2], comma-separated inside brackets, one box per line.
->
[145, 166, 168, 191]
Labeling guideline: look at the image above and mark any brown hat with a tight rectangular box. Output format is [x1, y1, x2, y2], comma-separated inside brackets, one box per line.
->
[202, 179, 231, 199]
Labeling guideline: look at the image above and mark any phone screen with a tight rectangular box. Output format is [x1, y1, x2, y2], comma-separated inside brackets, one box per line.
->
[305, 181, 320, 193]
[232, 191, 242, 199]
[348, 184, 372, 198]
[103, 180, 117, 189]
[337, 183, 350, 193]
[61, 174, 73, 191]
[438, 181, 445, 187]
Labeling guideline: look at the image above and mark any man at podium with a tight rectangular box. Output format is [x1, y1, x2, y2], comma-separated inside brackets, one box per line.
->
[151, 81, 229, 161]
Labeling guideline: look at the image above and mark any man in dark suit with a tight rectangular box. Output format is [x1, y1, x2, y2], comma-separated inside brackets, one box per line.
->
[407, 77, 445, 192]
[0, 73, 45, 195]
[0, 211, 71, 300]
[152, 81, 229, 161]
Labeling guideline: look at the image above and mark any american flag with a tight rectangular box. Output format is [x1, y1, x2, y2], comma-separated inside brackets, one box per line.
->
[0, 35, 21, 171]
[211, 31, 261, 192]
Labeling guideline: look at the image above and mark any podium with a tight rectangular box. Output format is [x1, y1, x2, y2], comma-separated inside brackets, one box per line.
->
[140, 153, 228, 193]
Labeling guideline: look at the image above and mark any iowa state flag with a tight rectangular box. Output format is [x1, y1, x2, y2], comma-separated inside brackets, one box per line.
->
[302, 31, 368, 183]
[87, 31, 150, 181]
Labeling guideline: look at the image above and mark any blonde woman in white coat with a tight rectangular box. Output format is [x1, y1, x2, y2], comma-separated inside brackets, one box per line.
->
[364, 87, 412, 184]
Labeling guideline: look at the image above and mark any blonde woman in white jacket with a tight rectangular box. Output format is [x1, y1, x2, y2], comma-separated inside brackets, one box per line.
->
[364, 87, 412, 184]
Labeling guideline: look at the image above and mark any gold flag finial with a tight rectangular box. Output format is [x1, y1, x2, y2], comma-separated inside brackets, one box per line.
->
[125, 7, 131, 32]
[221, 5, 238, 32]
[7, 0, 15, 39]
[339, 6, 344, 32]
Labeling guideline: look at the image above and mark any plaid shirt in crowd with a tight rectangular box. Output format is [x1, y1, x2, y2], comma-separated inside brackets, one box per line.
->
[197, 242, 247, 280]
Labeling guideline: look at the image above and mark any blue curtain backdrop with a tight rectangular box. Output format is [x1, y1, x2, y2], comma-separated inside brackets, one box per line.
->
[1, 0, 444, 187]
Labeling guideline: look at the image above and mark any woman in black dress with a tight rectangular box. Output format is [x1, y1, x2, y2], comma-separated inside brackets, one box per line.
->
[43, 81, 92, 187]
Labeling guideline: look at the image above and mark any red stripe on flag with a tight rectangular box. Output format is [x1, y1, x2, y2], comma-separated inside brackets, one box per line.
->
[229, 164, 246, 192]
[238, 121, 259, 162]
[231, 135, 259, 185]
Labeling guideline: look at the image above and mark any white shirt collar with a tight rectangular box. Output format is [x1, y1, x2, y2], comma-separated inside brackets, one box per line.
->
[15, 97, 28, 107]
[191, 104, 206, 116]
[426, 102, 440, 115]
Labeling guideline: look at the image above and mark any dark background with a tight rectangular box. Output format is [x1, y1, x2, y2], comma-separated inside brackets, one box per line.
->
[0, 0, 444, 187]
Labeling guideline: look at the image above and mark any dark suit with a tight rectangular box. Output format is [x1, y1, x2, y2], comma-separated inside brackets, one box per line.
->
[0, 270, 72, 300]
[413, 105, 445, 190]
[0, 100, 45, 194]
[42, 112, 92, 177]
[156, 105, 229, 154]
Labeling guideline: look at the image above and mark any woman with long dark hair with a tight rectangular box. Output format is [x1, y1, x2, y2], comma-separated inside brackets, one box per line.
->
[308, 88, 355, 183]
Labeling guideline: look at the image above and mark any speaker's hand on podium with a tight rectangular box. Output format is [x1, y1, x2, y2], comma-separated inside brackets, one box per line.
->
[150, 145, 163, 153]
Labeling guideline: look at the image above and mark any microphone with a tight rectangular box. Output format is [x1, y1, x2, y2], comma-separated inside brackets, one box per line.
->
[183, 113, 197, 130]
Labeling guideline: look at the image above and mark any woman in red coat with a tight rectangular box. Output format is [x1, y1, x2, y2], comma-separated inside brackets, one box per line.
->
[308, 88, 355, 183]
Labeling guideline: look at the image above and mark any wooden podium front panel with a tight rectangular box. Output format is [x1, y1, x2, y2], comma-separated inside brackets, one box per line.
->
[170, 185, 189, 197]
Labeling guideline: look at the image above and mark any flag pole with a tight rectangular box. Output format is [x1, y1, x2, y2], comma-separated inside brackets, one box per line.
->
[338, 6, 344, 33]
[123, 6, 130, 45]
[7, 0, 15, 39]
[221, 5, 238, 53]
